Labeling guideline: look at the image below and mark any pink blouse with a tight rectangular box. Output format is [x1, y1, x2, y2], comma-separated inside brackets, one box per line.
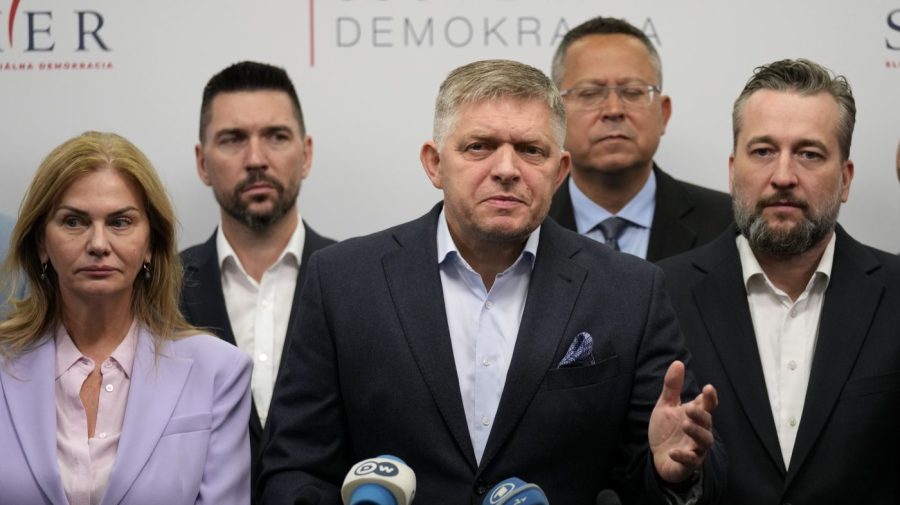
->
[55, 322, 137, 505]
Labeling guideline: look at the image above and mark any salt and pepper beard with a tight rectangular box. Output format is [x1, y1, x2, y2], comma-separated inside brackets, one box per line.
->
[214, 171, 300, 231]
[732, 184, 843, 258]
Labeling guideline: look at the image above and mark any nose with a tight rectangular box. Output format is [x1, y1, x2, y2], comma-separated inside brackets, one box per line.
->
[770, 152, 799, 189]
[86, 223, 111, 257]
[245, 136, 268, 171]
[599, 90, 626, 121]
[491, 145, 521, 184]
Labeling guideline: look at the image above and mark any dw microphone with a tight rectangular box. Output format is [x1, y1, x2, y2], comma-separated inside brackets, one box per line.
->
[341, 455, 416, 505]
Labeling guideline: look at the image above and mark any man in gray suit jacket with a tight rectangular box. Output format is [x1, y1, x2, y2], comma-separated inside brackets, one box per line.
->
[548, 17, 732, 261]
[660, 59, 900, 503]
[259, 59, 724, 504]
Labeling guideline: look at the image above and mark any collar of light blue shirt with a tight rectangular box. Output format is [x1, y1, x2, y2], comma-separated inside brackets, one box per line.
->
[569, 170, 656, 234]
[435, 208, 539, 272]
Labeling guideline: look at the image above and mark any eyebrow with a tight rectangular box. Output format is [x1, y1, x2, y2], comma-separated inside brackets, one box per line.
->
[745, 135, 829, 152]
[55, 205, 140, 217]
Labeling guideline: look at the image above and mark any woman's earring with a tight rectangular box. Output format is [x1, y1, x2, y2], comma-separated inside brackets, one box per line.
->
[40, 262, 48, 281]
[143, 262, 151, 281]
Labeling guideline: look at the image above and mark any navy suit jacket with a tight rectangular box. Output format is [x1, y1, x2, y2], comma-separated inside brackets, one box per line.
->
[179, 221, 335, 500]
[549, 165, 733, 262]
[660, 226, 900, 504]
[258, 204, 725, 504]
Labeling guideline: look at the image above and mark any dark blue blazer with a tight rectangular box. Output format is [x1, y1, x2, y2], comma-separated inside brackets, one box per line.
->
[660, 226, 900, 504]
[549, 165, 733, 262]
[179, 221, 336, 501]
[259, 204, 725, 504]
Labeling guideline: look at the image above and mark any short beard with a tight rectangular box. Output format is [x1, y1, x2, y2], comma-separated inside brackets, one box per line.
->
[215, 171, 299, 232]
[733, 190, 840, 258]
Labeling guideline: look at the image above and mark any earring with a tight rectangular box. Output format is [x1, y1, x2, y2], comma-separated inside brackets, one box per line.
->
[143, 262, 151, 281]
[40, 262, 49, 281]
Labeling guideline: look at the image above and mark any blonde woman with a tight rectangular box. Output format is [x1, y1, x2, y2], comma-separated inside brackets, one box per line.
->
[0, 132, 251, 505]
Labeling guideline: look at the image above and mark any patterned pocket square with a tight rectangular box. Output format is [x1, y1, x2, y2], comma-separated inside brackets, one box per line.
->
[558, 331, 596, 368]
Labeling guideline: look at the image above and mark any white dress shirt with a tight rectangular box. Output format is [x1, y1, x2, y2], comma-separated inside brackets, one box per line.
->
[737, 233, 835, 468]
[569, 170, 656, 259]
[436, 210, 538, 464]
[217, 219, 305, 425]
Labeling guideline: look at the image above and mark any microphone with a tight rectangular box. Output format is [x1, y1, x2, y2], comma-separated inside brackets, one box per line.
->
[482, 477, 548, 505]
[595, 489, 621, 505]
[294, 486, 321, 505]
[341, 455, 416, 505]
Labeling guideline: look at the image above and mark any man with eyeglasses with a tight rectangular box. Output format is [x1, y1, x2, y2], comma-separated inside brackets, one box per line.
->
[549, 16, 732, 261]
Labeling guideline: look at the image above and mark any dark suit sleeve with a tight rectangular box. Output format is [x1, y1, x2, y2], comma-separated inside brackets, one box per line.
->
[257, 252, 350, 504]
[624, 268, 727, 504]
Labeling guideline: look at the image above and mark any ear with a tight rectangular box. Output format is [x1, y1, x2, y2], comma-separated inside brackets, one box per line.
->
[840, 159, 854, 203]
[420, 141, 443, 189]
[300, 135, 313, 180]
[554, 150, 571, 191]
[195, 143, 212, 187]
[659, 95, 673, 135]
[728, 153, 736, 195]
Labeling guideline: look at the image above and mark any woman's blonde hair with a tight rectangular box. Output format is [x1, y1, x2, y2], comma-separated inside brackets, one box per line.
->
[1, 131, 195, 357]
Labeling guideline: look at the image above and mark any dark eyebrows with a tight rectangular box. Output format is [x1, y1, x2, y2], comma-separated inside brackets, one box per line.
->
[744, 135, 829, 153]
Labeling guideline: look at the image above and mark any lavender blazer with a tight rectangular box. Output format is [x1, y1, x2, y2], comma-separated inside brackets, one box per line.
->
[0, 327, 252, 505]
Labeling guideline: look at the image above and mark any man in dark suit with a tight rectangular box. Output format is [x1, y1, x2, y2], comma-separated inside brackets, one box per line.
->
[259, 59, 724, 504]
[660, 58, 900, 503]
[180, 61, 335, 500]
[548, 17, 732, 261]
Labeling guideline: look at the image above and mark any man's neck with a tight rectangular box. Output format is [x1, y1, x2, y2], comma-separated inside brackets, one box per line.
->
[753, 231, 833, 301]
[571, 162, 653, 214]
[220, 210, 299, 282]
[450, 232, 526, 292]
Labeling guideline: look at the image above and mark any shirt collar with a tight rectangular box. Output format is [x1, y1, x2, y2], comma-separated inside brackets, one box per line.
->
[55, 320, 139, 379]
[436, 208, 539, 271]
[737, 232, 836, 291]
[216, 215, 305, 274]
[569, 170, 656, 234]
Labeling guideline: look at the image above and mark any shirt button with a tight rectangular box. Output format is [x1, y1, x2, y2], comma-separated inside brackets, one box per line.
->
[789, 308, 798, 318]
[98, 432, 107, 439]
[788, 416, 798, 427]
[259, 353, 269, 362]
[482, 358, 491, 367]
[787, 360, 798, 371]
[105, 384, 114, 392]
[481, 416, 491, 426]
[485, 301, 494, 310]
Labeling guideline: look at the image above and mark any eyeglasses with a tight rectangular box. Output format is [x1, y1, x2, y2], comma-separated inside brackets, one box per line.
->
[560, 84, 661, 110]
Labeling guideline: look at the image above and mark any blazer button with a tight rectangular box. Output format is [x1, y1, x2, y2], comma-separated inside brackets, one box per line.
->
[475, 481, 488, 495]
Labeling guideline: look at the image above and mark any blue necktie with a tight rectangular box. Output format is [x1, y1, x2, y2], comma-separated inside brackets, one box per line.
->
[595, 217, 629, 251]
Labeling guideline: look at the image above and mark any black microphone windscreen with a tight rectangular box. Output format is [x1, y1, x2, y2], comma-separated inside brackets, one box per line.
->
[596, 489, 622, 505]
[294, 486, 321, 505]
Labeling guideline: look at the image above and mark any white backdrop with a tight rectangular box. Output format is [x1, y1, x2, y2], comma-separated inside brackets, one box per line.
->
[2, 0, 899, 252]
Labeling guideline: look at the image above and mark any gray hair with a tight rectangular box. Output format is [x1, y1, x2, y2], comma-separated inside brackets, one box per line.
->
[432, 59, 566, 149]
[551, 16, 662, 89]
[733, 58, 855, 161]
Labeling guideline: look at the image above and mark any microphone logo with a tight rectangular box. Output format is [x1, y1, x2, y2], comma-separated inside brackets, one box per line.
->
[353, 460, 399, 477]
[488, 482, 516, 503]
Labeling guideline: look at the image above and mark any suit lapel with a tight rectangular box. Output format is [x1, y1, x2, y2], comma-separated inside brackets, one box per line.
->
[478, 222, 585, 472]
[1, 337, 69, 505]
[382, 207, 477, 470]
[182, 232, 237, 347]
[101, 329, 193, 505]
[691, 232, 786, 474]
[647, 166, 697, 262]
[785, 230, 883, 485]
